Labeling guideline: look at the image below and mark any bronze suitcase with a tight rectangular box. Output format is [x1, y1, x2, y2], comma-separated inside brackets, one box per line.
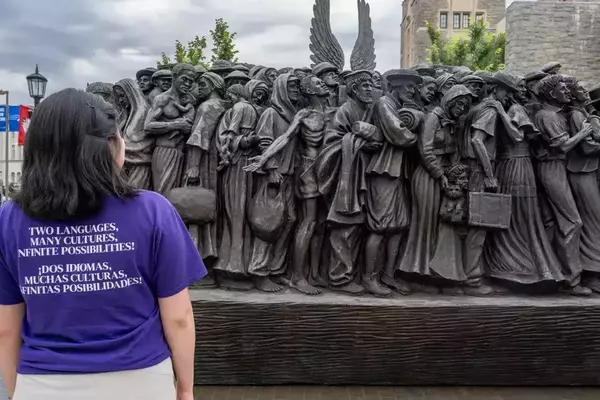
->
[468, 191, 512, 230]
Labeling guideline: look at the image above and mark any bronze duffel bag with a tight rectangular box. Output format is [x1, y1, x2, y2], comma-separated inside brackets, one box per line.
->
[166, 186, 216, 225]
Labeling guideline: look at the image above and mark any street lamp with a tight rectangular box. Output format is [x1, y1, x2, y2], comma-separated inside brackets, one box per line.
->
[0, 89, 8, 200]
[26, 64, 48, 107]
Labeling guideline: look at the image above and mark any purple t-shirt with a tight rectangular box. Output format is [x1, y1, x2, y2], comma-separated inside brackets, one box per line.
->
[0, 190, 206, 374]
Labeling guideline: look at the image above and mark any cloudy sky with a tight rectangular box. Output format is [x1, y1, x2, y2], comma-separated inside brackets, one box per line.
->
[0, 0, 513, 105]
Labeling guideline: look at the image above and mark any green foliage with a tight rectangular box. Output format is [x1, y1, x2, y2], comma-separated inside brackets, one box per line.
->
[158, 18, 238, 68]
[159, 36, 209, 68]
[426, 18, 505, 71]
[210, 18, 239, 63]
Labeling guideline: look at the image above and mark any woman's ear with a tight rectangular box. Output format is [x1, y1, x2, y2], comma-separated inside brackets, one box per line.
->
[109, 135, 126, 169]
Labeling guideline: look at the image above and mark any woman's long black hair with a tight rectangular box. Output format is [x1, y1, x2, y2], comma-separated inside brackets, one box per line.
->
[15, 88, 137, 220]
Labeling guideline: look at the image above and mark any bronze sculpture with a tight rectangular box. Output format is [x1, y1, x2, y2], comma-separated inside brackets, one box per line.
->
[534, 74, 594, 296]
[312, 70, 379, 295]
[213, 84, 260, 289]
[148, 69, 173, 105]
[398, 85, 476, 295]
[114, 78, 153, 190]
[144, 63, 195, 195]
[245, 73, 301, 293]
[135, 67, 157, 102]
[245, 75, 332, 295]
[90, 0, 600, 300]
[186, 72, 228, 287]
[86, 82, 115, 106]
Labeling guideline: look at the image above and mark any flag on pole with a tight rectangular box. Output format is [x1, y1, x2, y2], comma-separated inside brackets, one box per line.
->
[18, 105, 31, 146]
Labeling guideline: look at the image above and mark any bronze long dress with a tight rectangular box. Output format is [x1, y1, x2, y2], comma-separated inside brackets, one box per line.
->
[398, 86, 471, 282]
[214, 100, 259, 276]
[483, 104, 565, 284]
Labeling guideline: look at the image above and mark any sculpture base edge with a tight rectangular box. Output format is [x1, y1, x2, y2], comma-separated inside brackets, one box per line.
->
[191, 288, 600, 386]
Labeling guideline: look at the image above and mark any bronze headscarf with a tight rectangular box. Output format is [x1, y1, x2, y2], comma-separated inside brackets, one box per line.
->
[270, 73, 299, 123]
[245, 79, 269, 101]
[255, 67, 278, 86]
[201, 72, 226, 98]
[435, 73, 457, 93]
[114, 78, 149, 137]
[113, 78, 151, 162]
[435, 84, 474, 122]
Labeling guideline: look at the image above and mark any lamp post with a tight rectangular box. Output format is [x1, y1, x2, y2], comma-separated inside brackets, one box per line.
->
[0, 89, 8, 200]
[26, 64, 48, 108]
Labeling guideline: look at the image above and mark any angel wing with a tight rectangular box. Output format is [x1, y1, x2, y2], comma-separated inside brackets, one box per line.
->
[309, 0, 345, 71]
[350, 0, 377, 71]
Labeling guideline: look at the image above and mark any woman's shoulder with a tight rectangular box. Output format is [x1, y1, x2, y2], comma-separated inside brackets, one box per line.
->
[0, 199, 19, 220]
[107, 191, 179, 231]
[117, 190, 174, 213]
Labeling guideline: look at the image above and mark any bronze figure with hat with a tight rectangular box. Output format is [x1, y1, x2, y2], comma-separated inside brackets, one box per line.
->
[136, 67, 157, 99]
[384, 69, 423, 110]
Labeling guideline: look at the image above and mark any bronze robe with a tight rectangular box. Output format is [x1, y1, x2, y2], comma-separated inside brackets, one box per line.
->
[214, 101, 259, 276]
[187, 97, 228, 260]
[248, 74, 298, 277]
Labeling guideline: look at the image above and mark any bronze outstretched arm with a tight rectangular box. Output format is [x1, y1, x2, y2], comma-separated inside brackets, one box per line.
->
[244, 113, 304, 172]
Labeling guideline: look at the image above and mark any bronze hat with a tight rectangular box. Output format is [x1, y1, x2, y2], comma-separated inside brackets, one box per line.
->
[524, 70, 548, 83]
[385, 69, 423, 86]
[588, 83, 600, 105]
[233, 64, 250, 74]
[459, 75, 485, 85]
[344, 69, 373, 82]
[151, 70, 172, 80]
[472, 71, 495, 84]
[210, 60, 235, 73]
[136, 67, 157, 81]
[224, 70, 251, 83]
[541, 61, 561, 74]
[410, 64, 436, 78]
[312, 62, 339, 77]
[492, 71, 518, 92]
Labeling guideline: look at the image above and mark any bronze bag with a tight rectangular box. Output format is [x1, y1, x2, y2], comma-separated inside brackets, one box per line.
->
[166, 186, 217, 225]
[468, 191, 512, 230]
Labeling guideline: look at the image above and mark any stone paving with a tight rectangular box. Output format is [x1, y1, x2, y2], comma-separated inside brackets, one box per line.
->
[194, 386, 600, 400]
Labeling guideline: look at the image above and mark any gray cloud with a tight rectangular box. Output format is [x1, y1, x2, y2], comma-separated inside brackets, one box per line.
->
[0, 0, 402, 105]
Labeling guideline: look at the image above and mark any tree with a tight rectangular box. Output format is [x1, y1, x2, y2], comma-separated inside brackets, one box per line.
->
[426, 18, 506, 71]
[158, 18, 239, 67]
[210, 18, 239, 63]
[159, 36, 208, 68]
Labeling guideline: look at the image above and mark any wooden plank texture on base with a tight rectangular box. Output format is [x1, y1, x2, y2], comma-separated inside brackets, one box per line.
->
[191, 289, 600, 386]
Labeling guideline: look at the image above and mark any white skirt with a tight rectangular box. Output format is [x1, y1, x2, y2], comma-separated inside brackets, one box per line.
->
[13, 358, 176, 400]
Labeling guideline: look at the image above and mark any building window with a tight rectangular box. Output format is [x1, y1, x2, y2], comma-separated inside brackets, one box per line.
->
[462, 13, 471, 28]
[440, 12, 448, 29]
[10, 172, 15, 183]
[453, 13, 461, 29]
[476, 12, 485, 22]
[16, 172, 21, 181]
[11, 145, 15, 160]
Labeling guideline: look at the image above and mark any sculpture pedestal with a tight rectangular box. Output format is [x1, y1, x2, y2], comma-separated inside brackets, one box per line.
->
[191, 289, 600, 386]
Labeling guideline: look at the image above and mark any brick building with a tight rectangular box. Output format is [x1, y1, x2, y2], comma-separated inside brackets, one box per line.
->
[505, 0, 600, 87]
[401, 0, 506, 68]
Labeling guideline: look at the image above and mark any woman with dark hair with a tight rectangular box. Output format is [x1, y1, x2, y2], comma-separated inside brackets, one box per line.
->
[0, 89, 205, 400]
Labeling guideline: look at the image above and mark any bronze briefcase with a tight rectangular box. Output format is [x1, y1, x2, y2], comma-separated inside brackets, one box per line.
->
[468, 191, 512, 230]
